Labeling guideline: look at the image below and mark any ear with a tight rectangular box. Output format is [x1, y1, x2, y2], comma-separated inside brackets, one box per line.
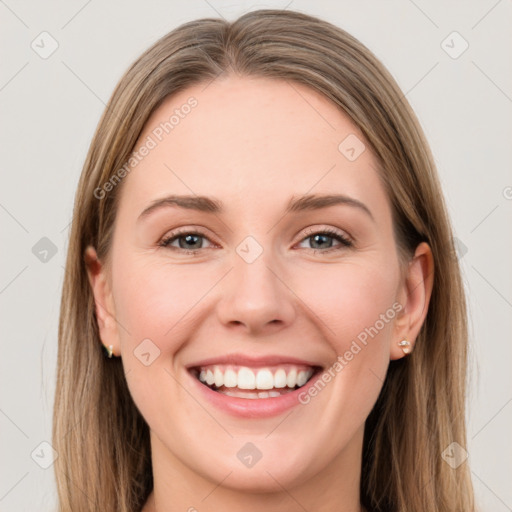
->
[391, 242, 434, 360]
[84, 245, 120, 356]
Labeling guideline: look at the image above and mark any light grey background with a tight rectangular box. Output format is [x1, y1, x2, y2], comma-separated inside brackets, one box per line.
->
[1, 1, 511, 510]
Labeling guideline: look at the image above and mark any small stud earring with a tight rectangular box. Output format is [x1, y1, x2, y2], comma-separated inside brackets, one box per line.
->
[104, 344, 114, 358]
[398, 340, 412, 355]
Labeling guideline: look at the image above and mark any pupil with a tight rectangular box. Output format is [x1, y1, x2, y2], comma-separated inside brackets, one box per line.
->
[312, 234, 331, 249]
[180, 234, 201, 250]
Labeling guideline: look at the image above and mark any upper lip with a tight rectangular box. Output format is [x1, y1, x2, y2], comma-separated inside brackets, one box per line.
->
[186, 353, 324, 369]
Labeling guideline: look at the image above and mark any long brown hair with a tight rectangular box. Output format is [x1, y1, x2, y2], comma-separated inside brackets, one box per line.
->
[53, 9, 475, 511]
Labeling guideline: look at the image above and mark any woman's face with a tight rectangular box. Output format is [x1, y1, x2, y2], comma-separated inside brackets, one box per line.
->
[89, 76, 428, 495]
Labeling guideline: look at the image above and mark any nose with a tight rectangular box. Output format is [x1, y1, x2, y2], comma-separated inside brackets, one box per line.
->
[216, 248, 296, 336]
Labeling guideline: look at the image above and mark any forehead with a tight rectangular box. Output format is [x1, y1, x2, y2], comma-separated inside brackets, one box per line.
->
[118, 75, 388, 220]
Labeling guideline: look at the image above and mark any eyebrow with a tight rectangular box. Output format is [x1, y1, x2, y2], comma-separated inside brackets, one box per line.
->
[138, 193, 374, 222]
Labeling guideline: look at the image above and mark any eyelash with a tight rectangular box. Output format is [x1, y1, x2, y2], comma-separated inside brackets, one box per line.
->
[158, 227, 353, 255]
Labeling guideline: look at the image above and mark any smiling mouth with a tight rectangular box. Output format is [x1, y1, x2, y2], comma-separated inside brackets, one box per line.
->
[190, 364, 322, 399]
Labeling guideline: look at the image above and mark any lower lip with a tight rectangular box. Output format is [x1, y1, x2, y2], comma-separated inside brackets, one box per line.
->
[187, 369, 323, 418]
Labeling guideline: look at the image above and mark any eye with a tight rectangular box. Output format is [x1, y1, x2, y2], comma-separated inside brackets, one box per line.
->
[297, 227, 353, 253]
[158, 227, 353, 255]
[159, 229, 214, 254]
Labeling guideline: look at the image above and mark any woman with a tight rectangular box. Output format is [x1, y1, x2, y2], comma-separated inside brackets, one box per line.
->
[53, 9, 476, 512]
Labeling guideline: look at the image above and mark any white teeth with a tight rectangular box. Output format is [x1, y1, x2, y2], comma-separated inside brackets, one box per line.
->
[196, 364, 315, 392]
[255, 369, 274, 390]
[224, 369, 237, 388]
[274, 369, 287, 388]
[214, 367, 223, 388]
[297, 370, 309, 387]
[237, 367, 256, 389]
[286, 369, 297, 388]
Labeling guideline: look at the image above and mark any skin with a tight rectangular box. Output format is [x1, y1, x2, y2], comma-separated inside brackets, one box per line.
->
[85, 76, 433, 512]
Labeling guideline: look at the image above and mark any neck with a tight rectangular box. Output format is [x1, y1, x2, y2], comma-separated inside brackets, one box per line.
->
[142, 426, 365, 512]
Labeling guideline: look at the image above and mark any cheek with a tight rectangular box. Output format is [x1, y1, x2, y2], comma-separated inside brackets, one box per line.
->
[111, 255, 215, 350]
[110, 256, 212, 426]
[301, 257, 400, 354]
[112, 247, 400, 359]
[286, 257, 399, 448]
